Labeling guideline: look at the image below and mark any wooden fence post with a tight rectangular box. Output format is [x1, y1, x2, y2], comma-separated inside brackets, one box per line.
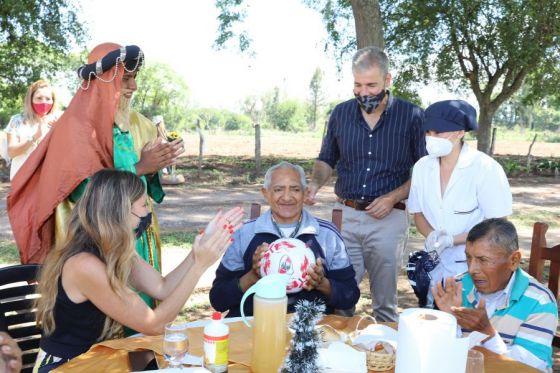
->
[255, 120, 261, 175]
[196, 119, 205, 175]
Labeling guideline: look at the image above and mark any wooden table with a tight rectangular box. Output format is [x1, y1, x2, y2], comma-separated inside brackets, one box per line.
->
[53, 315, 541, 372]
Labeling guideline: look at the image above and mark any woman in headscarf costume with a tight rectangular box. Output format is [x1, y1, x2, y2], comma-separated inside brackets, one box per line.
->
[7, 43, 182, 308]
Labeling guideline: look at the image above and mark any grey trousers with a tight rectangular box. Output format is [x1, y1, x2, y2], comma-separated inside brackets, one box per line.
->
[336, 202, 408, 322]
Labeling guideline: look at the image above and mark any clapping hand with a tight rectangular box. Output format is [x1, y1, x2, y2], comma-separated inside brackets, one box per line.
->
[135, 137, 185, 176]
[204, 207, 244, 236]
[193, 207, 244, 269]
[451, 298, 496, 338]
[431, 276, 462, 313]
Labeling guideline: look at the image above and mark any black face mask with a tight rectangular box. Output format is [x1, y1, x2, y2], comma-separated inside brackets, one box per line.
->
[355, 90, 386, 114]
[134, 212, 153, 239]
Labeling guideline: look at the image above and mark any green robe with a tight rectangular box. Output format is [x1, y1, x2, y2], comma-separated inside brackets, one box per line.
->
[70, 126, 164, 308]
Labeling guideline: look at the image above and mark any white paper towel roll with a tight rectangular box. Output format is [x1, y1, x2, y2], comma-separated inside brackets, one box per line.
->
[395, 308, 470, 373]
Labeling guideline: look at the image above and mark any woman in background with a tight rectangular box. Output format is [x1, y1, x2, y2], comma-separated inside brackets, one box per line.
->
[6, 80, 60, 180]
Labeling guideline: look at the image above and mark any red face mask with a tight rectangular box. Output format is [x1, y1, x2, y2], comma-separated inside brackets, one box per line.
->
[32, 103, 53, 117]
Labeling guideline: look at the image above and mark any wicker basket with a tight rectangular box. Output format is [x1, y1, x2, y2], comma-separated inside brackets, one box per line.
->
[351, 315, 396, 371]
[366, 344, 396, 371]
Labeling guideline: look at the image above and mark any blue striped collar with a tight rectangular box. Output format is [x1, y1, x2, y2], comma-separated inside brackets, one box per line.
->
[253, 209, 318, 237]
[465, 267, 527, 309]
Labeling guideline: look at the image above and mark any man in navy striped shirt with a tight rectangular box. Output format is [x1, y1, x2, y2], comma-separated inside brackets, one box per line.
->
[306, 46, 426, 322]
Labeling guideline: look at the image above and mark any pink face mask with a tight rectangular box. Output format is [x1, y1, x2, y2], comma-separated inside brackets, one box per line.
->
[32, 103, 53, 117]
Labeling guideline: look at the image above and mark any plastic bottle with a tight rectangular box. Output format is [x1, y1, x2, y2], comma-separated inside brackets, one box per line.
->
[240, 274, 289, 373]
[203, 311, 229, 373]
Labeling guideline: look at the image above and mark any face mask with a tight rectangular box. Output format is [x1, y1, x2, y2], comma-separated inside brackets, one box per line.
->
[355, 90, 386, 114]
[426, 136, 453, 158]
[133, 212, 152, 239]
[32, 103, 53, 117]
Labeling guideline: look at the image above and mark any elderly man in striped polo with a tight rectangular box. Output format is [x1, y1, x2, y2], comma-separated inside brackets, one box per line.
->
[433, 218, 557, 372]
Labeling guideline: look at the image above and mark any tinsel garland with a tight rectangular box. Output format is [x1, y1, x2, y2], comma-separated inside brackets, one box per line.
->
[280, 299, 326, 373]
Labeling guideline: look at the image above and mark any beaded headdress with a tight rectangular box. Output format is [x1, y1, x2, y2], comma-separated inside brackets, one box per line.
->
[77, 44, 144, 90]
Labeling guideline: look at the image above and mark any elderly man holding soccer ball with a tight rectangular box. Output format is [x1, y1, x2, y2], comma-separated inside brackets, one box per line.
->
[210, 161, 360, 317]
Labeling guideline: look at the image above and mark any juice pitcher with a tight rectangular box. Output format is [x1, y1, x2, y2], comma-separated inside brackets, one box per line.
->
[240, 274, 288, 373]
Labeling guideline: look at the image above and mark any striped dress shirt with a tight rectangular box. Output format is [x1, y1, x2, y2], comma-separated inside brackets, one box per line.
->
[461, 268, 558, 370]
[318, 94, 426, 201]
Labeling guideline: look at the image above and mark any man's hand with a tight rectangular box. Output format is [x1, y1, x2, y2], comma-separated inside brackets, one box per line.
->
[239, 243, 269, 292]
[451, 298, 496, 338]
[303, 258, 331, 297]
[365, 193, 396, 219]
[304, 182, 319, 206]
[432, 276, 463, 313]
[251, 243, 269, 278]
[135, 137, 184, 176]
[0, 332, 22, 373]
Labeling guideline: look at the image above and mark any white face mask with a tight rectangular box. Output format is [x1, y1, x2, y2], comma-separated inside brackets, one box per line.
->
[426, 136, 453, 157]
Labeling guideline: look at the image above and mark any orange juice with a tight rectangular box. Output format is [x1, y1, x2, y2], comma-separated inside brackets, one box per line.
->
[250, 295, 288, 373]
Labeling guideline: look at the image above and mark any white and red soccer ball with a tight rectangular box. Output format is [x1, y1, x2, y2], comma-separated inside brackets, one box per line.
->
[259, 238, 316, 294]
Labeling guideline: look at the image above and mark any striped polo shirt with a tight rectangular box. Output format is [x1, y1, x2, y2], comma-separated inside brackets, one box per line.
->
[318, 93, 426, 201]
[461, 268, 558, 368]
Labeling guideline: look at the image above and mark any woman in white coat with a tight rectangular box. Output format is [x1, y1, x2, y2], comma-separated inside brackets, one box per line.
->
[408, 100, 512, 307]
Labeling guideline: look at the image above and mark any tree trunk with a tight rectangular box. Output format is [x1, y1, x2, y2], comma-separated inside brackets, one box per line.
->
[477, 105, 496, 155]
[351, 0, 384, 48]
[254, 122, 261, 175]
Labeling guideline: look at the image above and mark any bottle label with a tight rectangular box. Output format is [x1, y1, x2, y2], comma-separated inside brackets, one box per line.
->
[203, 333, 229, 368]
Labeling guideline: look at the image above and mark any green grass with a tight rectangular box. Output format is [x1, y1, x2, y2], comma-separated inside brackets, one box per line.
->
[407, 224, 423, 239]
[510, 209, 560, 229]
[492, 127, 560, 143]
[160, 231, 197, 250]
[0, 232, 197, 267]
[462, 127, 560, 143]
[0, 241, 19, 265]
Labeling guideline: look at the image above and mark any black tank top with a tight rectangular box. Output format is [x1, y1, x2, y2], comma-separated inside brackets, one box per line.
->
[40, 278, 106, 360]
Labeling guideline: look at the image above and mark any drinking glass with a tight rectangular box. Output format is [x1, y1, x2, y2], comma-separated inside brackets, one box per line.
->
[465, 349, 484, 373]
[163, 322, 189, 369]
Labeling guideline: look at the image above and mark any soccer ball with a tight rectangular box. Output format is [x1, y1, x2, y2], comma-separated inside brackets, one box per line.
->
[259, 238, 316, 294]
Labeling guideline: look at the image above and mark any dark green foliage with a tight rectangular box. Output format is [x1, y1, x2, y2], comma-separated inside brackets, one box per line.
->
[383, 0, 560, 153]
[214, 0, 253, 56]
[132, 62, 191, 130]
[0, 0, 86, 126]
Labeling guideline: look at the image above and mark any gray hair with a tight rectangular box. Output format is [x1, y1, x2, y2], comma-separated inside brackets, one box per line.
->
[352, 46, 390, 77]
[466, 218, 519, 254]
[263, 161, 307, 189]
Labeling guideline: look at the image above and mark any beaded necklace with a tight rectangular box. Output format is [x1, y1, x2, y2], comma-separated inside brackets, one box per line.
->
[271, 213, 302, 238]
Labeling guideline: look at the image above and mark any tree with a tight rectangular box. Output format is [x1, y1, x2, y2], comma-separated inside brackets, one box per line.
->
[274, 100, 307, 132]
[133, 62, 191, 131]
[383, 0, 560, 154]
[0, 0, 86, 125]
[307, 68, 325, 130]
[213, 0, 383, 67]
